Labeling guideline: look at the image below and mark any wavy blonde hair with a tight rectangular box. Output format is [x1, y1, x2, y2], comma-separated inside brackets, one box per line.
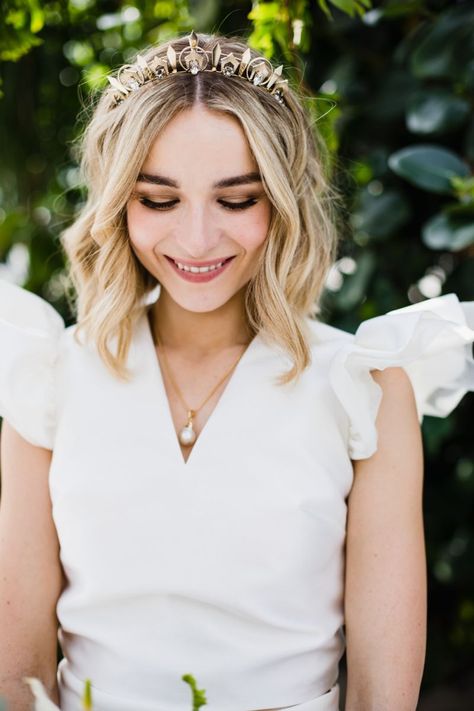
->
[61, 31, 343, 385]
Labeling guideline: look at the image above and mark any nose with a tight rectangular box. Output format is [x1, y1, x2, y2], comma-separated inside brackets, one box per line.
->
[174, 202, 221, 259]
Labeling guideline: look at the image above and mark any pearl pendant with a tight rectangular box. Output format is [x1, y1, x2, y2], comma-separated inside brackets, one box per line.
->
[179, 423, 196, 446]
[178, 409, 197, 446]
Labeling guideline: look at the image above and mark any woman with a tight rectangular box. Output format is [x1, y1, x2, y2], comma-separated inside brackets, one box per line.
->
[1, 30, 473, 711]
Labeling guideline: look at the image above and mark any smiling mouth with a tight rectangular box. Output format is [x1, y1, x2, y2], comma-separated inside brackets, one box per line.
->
[164, 255, 236, 273]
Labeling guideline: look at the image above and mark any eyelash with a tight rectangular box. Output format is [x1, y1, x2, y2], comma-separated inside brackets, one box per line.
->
[138, 197, 258, 212]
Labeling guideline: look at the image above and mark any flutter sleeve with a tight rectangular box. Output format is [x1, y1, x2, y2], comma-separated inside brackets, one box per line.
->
[0, 279, 66, 449]
[328, 293, 474, 460]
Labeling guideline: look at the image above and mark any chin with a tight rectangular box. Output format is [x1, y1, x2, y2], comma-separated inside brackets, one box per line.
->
[180, 297, 233, 314]
[164, 288, 237, 314]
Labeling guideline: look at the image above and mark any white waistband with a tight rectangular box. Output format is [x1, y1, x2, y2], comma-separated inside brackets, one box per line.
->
[277, 683, 340, 711]
[58, 659, 340, 711]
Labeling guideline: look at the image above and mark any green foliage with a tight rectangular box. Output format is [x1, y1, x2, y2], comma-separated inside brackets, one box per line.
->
[422, 206, 474, 252]
[244, 0, 474, 692]
[311, 1, 474, 693]
[410, 2, 474, 80]
[406, 89, 471, 135]
[318, 0, 372, 21]
[0, 0, 473, 703]
[388, 145, 471, 195]
[82, 678, 92, 710]
[1, 1, 45, 62]
[247, 0, 372, 59]
[182, 674, 208, 710]
[0, 0, 195, 301]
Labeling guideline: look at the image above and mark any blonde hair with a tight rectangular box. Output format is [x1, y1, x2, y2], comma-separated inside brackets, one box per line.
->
[61, 31, 343, 385]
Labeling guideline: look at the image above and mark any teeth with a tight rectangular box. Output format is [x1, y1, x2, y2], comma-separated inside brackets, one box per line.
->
[174, 260, 225, 273]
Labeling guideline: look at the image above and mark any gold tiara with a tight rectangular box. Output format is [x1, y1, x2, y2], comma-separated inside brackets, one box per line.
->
[106, 30, 289, 108]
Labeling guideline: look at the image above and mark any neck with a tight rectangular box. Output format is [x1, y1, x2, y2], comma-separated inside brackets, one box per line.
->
[149, 288, 254, 354]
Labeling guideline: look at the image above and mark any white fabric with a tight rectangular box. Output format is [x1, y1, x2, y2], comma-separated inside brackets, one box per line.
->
[1, 279, 474, 711]
[329, 293, 474, 459]
[0, 279, 65, 449]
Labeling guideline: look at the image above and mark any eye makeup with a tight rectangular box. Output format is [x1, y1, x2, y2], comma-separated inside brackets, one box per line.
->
[136, 196, 259, 211]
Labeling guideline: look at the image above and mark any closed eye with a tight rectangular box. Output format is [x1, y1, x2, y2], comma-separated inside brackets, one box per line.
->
[138, 197, 258, 211]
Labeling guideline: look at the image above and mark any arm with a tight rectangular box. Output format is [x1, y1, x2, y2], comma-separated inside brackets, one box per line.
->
[344, 366, 427, 711]
[0, 420, 64, 709]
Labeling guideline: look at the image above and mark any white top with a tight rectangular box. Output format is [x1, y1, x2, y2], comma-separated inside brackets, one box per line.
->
[1, 279, 474, 711]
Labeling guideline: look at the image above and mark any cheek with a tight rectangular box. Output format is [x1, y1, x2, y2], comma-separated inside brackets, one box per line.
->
[236, 203, 272, 251]
[126, 203, 161, 251]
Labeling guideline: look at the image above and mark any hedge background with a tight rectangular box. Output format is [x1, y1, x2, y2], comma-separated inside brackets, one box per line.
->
[1, 1, 473, 708]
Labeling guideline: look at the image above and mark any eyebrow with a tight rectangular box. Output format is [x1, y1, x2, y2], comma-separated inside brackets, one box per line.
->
[136, 171, 262, 189]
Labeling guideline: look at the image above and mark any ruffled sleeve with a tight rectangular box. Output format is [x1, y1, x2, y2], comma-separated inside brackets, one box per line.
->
[0, 279, 65, 449]
[329, 293, 474, 460]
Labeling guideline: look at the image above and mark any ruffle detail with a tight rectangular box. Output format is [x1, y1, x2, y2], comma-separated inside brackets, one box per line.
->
[329, 293, 474, 460]
[0, 280, 65, 449]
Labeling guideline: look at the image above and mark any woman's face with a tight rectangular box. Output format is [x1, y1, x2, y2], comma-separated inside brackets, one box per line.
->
[126, 104, 272, 314]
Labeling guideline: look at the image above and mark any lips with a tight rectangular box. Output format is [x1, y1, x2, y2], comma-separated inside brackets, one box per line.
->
[164, 254, 236, 283]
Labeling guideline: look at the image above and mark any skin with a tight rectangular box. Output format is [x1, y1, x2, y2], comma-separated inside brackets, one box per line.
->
[0, 425, 62, 709]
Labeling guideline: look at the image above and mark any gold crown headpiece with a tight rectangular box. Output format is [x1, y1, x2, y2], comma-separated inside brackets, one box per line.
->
[106, 30, 289, 109]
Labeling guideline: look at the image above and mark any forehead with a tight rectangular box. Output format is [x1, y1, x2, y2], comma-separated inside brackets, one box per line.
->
[142, 105, 256, 177]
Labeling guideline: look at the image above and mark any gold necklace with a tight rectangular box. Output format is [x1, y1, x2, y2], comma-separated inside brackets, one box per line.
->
[151, 319, 251, 447]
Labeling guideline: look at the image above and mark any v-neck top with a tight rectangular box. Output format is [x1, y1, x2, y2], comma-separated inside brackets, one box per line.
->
[1, 279, 474, 711]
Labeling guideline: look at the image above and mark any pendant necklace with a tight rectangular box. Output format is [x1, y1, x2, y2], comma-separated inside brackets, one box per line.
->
[152, 319, 251, 447]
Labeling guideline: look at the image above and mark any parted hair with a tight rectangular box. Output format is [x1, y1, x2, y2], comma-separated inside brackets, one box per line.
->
[60, 31, 343, 385]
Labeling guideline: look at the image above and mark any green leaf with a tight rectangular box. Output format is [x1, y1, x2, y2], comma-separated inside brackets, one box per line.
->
[351, 188, 412, 241]
[82, 679, 92, 710]
[422, 207, 474, 251]
[372, 1, 427, 20]
[410, 3, 474, 79]
[30, 5, 44, 33]
[248, 2, 281, 22]
[153, 1, 176, 20]
[406, 89, 470, 136]
[5, 9, 27, 30]
[317, 0, 332, 20]
[351, 160, 374, 186]
[317, 0, 372, 20]
[182, 674, 207, 710]
[328, 0, 372, 17]
[0, 27, 43, 61]
[450, 176, 474, 203]
[328, 0, 357, 17]
[388, 145, 471, 194]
